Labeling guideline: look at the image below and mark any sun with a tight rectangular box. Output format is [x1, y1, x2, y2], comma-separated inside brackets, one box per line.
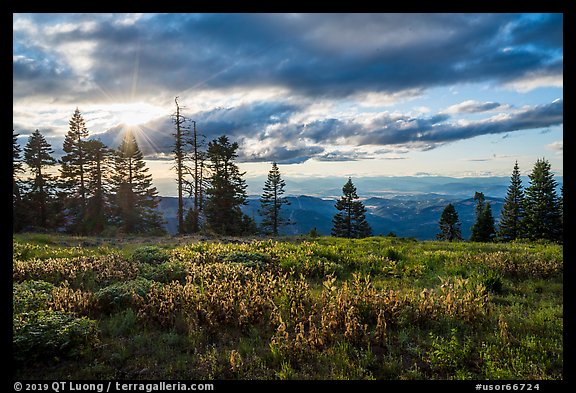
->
[111, 102, 166, 126]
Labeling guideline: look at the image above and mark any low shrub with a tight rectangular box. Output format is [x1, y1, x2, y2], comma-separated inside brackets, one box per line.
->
[13, 310, 98, 364]
[131, 245, 171, 265]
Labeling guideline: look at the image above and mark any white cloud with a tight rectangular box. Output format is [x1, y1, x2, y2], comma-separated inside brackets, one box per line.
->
[504, 73, 563, 93]
[546, 140, 563, 152]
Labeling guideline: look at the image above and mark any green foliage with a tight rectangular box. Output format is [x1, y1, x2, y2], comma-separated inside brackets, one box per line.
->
[13, 310, 98, 364]
[498, 161, 525, 241]
[259, 162, 290, 236]
[204, 135, 250, 236]
[437, 203, 462, 242]
[13, 234, 562, 380]
[331, 178, 372, 238]
[470, 192, 496, 242]
[427, 328, 473, 375]
[131, 245, 171, 265]
[13, 280, 55, 314]
[95, 277, 154, 314]
[523, 158, 562, 242]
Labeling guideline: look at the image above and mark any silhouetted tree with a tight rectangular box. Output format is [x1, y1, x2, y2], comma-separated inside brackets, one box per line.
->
[13, 131, 25, 232]
[331, 178, 372, 238]
[498, 161, 525, 241]
[22, 130, 62, 229]
[436, 203, 462, 242]
[183, 120, 207, 233]
[172, 97, 190, 234]
[110, 131, 164, 234]
[83, 140, 112, 234]
[59, 108, 90, 233]
[259, 162, 291, 236]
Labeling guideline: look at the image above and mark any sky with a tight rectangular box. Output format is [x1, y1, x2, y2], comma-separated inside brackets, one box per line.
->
[13, 13, 563, 197]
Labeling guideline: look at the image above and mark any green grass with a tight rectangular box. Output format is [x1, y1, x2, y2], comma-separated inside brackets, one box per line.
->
[12, 233, 563, 380]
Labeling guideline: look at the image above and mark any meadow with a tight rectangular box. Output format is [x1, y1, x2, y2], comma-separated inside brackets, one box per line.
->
[12, 233, 563, 380]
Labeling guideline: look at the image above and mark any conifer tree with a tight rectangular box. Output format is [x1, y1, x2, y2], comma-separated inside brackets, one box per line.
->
[331, 178, 372, 238]
[498, 161, 525, 241]
[259, 162, 290, 236]
[13, 131, 25, 232]
[436, 203, 462, 242]
[83, 140, 112, 234]
[523, 158, 562, 242]
[110, 131, 164, 234]
[60, 108, 90, 232]
[470, 192, 496, 242]
[204, 135, 252, 235]
[23, 130, 61, 229]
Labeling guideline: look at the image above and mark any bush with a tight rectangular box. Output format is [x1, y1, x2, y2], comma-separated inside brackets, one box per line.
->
[13, 280, 55, 314]
[13, 310, 98, 364]
[95, 277, 154, 314]
[131, 246, 171, 265]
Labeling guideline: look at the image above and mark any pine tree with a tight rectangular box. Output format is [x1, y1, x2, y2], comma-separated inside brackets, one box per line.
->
[110, 131, 164, 234]
[331, 178, 372, 238]
[470, 192, 496, 242]
[23, 130, 61, 229]
[204, 135, 251, 236]
[13, 131, 25, 232]
[523, 158, 562, 242]
[83, 140, 112, 234]
[259, 162, 290, 236]
[498, 161, 525, 242]
[60, 108, 90, 233]
[436, 203, 462, 242]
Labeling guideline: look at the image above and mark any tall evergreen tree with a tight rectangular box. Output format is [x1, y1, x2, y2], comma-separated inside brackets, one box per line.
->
[259, 162, 290, 236]
[498, 161, 525, 241]
[331, 178, 372, 238]
[523, 158, 562, 242]
[83, 140, 112, 234]
[436, 203, 462, 242]
[13, 131, 25, 232]
[470, 191, 496, 242]
[23, 130, 61, 229]
[204, 135, 252, 236]
[60, 108, 91, 233]
[110, 131, 164, 234]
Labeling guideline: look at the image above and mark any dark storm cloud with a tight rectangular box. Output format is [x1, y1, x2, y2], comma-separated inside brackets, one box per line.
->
[13, 13, 563, 101]
[509, 13, 563, 49]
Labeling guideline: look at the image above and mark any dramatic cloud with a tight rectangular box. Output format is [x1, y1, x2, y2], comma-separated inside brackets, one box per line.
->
[86, 98, 562, 165]
[13, 13, 563, 101]
[13, 13, 563, 169]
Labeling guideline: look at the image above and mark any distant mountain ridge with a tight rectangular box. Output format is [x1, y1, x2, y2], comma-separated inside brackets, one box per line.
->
[158, 194, 505, 240]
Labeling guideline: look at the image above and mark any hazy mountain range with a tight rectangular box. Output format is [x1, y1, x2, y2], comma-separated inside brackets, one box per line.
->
[158, 193, 505, 240]
[157, 175, 562, 240]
